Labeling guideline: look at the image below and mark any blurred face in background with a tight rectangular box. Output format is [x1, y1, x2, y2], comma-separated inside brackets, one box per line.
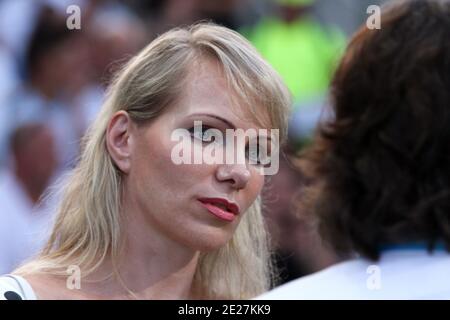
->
[12, 125, 58, 204]
[32, 33, 92, 99]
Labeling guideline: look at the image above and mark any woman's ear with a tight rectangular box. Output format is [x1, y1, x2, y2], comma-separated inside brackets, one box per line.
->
[106, 111, 133, 173]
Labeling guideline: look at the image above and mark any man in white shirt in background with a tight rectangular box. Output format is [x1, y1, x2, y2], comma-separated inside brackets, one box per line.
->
[258, 0, 450, 300]
[0, 123, 58, 274]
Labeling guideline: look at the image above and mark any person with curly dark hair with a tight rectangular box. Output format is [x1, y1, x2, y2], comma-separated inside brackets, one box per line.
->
[259, 0, 450, 299]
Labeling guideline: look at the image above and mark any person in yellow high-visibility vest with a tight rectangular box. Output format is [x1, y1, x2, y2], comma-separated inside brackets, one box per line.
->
[244, 0, 345, 105]
[243, 0, 345, 142]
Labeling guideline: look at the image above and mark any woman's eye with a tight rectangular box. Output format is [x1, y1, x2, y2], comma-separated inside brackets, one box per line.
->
[246, 144, 271, 167]
[246, 147, 259, 163]
[189, 126, 216, 142]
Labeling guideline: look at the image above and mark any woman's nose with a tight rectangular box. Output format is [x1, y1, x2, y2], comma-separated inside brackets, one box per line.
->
[215, 163, 251, 190]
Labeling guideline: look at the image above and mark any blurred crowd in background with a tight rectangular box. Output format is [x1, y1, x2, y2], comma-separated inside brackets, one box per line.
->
[0, 0, 387, 285]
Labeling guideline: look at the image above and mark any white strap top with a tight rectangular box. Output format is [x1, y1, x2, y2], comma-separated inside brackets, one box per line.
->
[0, 275, 37, 300]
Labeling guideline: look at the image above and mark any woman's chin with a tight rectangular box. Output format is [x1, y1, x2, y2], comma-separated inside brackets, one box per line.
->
[185, 232, 234, 252]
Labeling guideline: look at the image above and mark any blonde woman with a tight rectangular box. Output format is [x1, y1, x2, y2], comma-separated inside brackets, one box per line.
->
[0, 23, 291, 300]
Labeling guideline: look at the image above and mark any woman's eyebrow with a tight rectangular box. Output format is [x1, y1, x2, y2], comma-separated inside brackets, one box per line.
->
[188, 113, 236, 129]
[187, 113, 273, 142]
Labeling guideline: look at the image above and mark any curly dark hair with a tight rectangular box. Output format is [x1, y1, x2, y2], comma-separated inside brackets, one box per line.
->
[297, 0, 450, 261]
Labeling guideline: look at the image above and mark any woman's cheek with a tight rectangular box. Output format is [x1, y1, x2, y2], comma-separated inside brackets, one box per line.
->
[155, 139, 205, 188]
[251, 167, 265, 191]
[242, 172, 264, 209]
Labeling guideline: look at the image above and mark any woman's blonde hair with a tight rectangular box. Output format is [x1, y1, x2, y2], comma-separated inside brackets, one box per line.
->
[15, 23, 291, 299]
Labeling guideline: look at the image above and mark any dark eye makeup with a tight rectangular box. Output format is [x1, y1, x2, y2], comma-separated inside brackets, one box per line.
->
[187, 122, 271, 167]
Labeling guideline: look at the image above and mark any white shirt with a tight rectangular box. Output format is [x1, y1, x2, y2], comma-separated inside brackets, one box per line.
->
[0, 275, 37, 300]
[257, 249, 450, 299]
[0, 86, 80, 168]
[0, 170, 54, 275]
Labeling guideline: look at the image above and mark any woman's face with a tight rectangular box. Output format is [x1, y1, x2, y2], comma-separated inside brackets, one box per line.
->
[116, 59, 270, 251]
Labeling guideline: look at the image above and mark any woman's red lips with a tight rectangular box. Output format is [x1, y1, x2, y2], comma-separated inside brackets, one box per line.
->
[198, 198, 240, 214]
[198, 197, 240, 221]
